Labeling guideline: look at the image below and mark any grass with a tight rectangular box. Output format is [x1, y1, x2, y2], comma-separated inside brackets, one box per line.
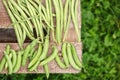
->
[0, 0, 120, 80]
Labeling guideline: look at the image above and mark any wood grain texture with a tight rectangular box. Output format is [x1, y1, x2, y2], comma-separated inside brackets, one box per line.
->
[0, 0, 82, 73]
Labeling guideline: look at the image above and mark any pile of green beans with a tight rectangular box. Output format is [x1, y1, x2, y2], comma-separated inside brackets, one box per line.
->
[1, 0, 82, 78]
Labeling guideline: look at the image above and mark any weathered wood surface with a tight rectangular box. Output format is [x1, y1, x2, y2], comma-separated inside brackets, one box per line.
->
[0, 0, 82, 73]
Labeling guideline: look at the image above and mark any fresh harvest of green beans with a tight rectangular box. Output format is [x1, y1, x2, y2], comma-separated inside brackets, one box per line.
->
[1, 0, 82, 78]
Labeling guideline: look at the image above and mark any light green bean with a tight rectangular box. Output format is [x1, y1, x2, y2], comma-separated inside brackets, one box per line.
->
[4, 51, 13, 74]
[28, 44, 42, 68]
[40, 45, 58, 65]
[71, 44, 82, 68]
[67, 43, 80, 70]
[55, 54, 66, 69]
[13, 51, 22, 73]
[62, 42, 69, 67]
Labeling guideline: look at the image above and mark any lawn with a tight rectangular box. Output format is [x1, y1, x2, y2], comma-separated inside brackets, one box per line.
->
[0, 0, 120, 80]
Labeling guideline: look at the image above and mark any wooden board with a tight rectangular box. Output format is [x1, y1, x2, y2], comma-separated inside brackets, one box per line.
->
[0, 0, 82, 73]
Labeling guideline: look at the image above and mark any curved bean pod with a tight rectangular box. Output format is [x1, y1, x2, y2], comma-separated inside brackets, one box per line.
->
[71, 44, 82, 68]
[39, 36, 49, 61]
[67, 43, 80, 70]
[10, 49, 17, 67]
[39, 46, 58, 66]
[13, 51, 22, 73]
[62, 42, 69, 67]
[53, 0, 61, 44]
[44, 64, 49, 79]
[0, 58, 6, 72]
[28, 44, 42, 68]
[22, 45, 31, 66]
[4, 51, 13, 74]
[55, 54, 66, 69]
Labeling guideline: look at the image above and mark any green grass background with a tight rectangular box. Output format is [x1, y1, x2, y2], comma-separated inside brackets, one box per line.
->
[0, 0, 120, 80]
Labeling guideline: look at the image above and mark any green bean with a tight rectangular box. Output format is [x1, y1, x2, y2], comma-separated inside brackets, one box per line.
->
[30, 38, 39, 49]
[7, 2, 34, 40]
[28, 59, 39, 71]
[4, 44, 11, 69]
[63, 0, 69, 32]
[3, 0, 23, 49]
[67, 43, 80, 70]
[55, 54, 66, 69]
[58, 0, 64, 32]
[22, 38, 39, 66]
[10, 0, 33, 34]
[6, 44, 10, 54]
[71, 0, 80, 42]
[4, 51, 13, 74]
[48, 0, 56, 42]
[71, 44, 82, 68]
[62, 42, 69, 67]
[10, 49, 17, 68]
[40, 45, 58, 65]
[31, 51, 37, 60]
[8, 1, 26, 48]
[5, 53, 12, 69]
[13, 51, 22, 73]
[0, 58, 6, 72]
[63, 1, 71, 41]
[25, 0, 39, 38]
[44, 64, 49, 79]
[29, 48, 35, 58]
[39, 36, 49, 61]
[28, 44, 42, 68]
[75, 0, 79, 20]
[53, 0, 61, 44]
[22, 45, 31, 66]
[46, 0, 50, 20]
[33, 4, 44, 41]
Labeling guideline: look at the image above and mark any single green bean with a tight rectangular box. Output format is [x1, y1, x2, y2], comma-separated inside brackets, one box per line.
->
[39, 36, 49, 61]
[0, 58, 6, 72]
[10, 49, 17, 68]
[28, 44, 42, 68]
[48, 0, 56, 42]
[58, 0, 64, 32]
[29, 48, 35, 58]
[5, 53, 12, 69]
[22, 45, 31, 66]
[6, 44, 10, 54]
[4, 51, 13, 74]
[55, 54, 66, 69]
[13, 51, 22, 73]
[71, 44, 82, 68]
[62, 42, 69, 67]
[4, 44, 11, 69]
[67, 43, 80, 70]
[63, 0, 69, 32]
[53, 0, 61, 44]
[75, 0, 79, 20]
[40, 45, 58, 65]
[44, 64, 49, 79]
